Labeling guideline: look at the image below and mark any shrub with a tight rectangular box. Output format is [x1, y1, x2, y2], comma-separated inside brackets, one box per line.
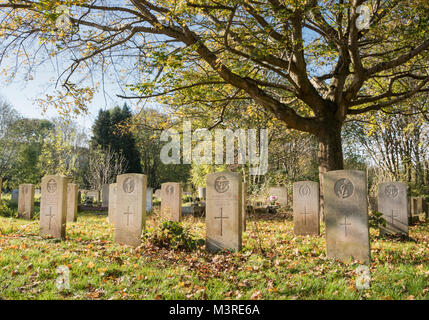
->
[0, 202, 17, 218]
[369, 210, 386, 231]
[148, 221, 204, 251]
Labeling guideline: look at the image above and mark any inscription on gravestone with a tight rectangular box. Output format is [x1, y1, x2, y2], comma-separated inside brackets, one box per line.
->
[40, 176, 68, 239]
[293, 181, 319, 236]
[114, 174, 147, 247]
[206, 172, 242, 252]
[378, 182, 408, 235]
[161, 183, 182, 222]
[323, 170, 370, 264]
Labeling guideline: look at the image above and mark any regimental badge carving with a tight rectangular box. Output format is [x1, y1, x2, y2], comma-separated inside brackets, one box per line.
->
[166, 185, 174, 195]
[123, 178, 135, 193]
[334, 178, 354, 199]
[299, 184, 311, 197]
[23, 186, 28, 194]
[215, 176, 230, 193]
[385, 184, 399, 199]
[47, 179, 57, 193]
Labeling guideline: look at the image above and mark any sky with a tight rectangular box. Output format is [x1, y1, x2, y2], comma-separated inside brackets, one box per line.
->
[0, 58, 146, 135]
[0, 77, 127, 135]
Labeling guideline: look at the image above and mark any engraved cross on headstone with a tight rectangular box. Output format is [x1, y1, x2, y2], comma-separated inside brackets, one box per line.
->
[340, 216, 352, 237]
[214, 208, 229, 236]
[300, 206, 311, 225]
[387, 210, 398, 225]
[123, 206, 135, 226]
[46, 207, 55, 230]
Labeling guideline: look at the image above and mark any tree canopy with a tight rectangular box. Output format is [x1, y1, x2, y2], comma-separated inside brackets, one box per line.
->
[0, 0, 428, 176]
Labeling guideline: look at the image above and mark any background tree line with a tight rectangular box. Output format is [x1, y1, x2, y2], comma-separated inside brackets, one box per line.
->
[0, 94, 427, 198]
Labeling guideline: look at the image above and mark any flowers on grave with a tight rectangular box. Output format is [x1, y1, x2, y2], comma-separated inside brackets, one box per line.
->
[268, 195, 278, 206]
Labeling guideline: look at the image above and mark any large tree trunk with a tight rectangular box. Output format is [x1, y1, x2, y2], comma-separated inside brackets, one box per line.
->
[317, 120, 344, 221]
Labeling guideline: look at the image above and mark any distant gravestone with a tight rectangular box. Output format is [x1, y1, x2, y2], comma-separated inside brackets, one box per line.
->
[242, 182, 247, 232]
[146, 187, 153, 212]
[114, 174, 147, 247]
[206, 172, 242, 252]
[293, 181, 319, 236]
[378, 182, 408, 235]
[154, 189, 161, 198]
[67, 183, 79, 222]
[161, 182, 182, 222]
[40, 175, 68, 239]
[18, 184, 35, 220]
[108, 183, 117, 224]
[86, 190, 100, 204]
[415, 197, 427, 215]
[35, 189, 41, 196]
[409, 197, 420, 223]
[102, 184, 109, 207]
[268, 187, 288, 206]
[198, 187, 206, 199]
[323, 170, 370, 264]
[11, 189, 19, 204]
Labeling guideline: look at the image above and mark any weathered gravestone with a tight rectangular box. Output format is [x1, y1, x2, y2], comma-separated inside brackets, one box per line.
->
[114, 174, 147, 247]
[242, 182, 247, 232]
[18, 184, 35, 220]
[378, 182, 408, 235]
[40, 175, 68, 239]
[409, 197, 421, 223]
[161, 182, 182, 222]
[293, 181, 319, 236]
[154, 189, 161, 199]
[102, 184, 109, 207]
[268, 187, 288, 206]
[11, 189, 19, 204]
[415, 197, 428, 216]
[323, 170, 370, 264]
[108, 183, 117, 224]
[146, 187, 153, 212]
[86, 190, 100, 204]
[67, 183, 79, 222]
[206, 172, 242, 252]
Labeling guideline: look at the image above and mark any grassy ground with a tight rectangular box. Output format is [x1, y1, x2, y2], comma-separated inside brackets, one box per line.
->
[0, 206, 428, 300]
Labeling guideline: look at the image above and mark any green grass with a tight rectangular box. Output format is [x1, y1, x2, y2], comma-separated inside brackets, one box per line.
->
[0, 207, 428, 300]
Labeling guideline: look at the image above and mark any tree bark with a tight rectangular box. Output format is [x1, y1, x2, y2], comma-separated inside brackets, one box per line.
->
[317, 120, 344, 221]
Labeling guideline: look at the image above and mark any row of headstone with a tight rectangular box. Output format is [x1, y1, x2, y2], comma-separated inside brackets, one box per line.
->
[109, 173, 248, 248]
[16, 181, 78, 224]
[30, 170, 421, 266]
[290, 172, 416, 264]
